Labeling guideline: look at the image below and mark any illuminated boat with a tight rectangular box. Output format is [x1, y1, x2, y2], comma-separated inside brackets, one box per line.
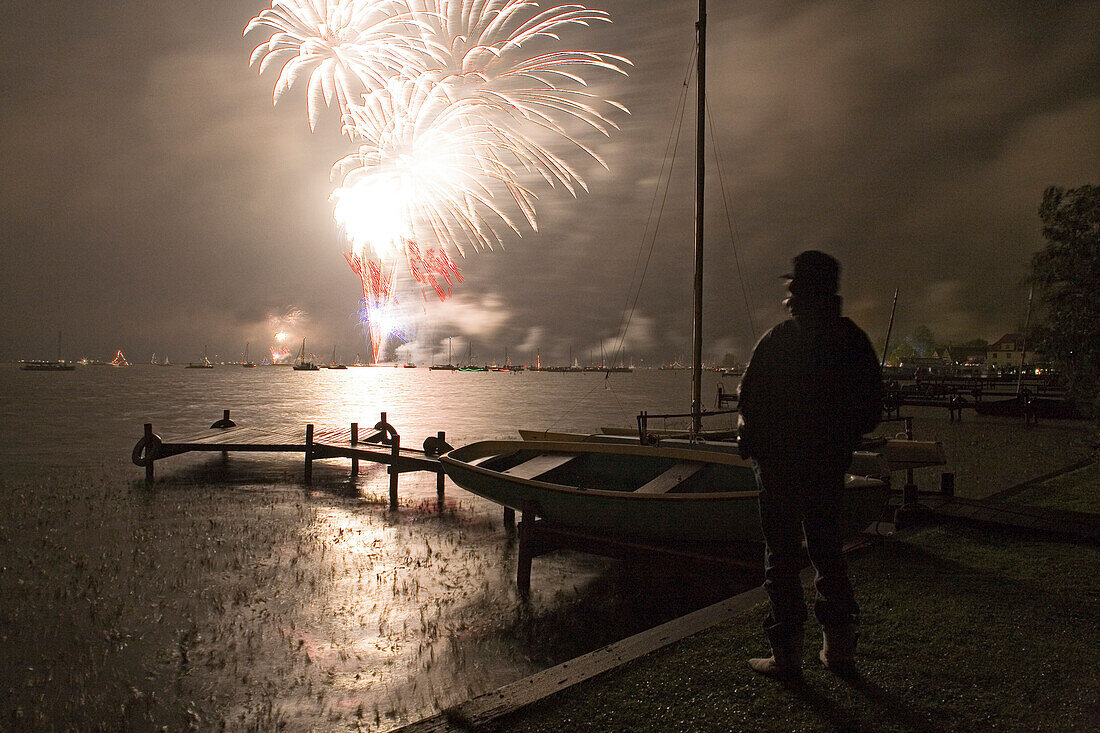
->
[292, 339, 319, 371]
[23, 332, 76, 370]
[326, 345, 347, 369]
[440, 440, 890, 544]
[186, 345, 214, 368]
[21, 360, 75, 371]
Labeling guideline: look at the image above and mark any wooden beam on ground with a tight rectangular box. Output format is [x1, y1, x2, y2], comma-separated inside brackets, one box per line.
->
[930, 497, 1099, 544]
[394, 583, 777, 733]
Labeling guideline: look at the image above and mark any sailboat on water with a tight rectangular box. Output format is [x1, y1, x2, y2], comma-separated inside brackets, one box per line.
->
[186, 345, 214, 368]
[21, 331, 76, 371]
[430, 338, 457, 370]
[293, 339, 319, 371]
[328, 345, 347, 369]
[242, 342, 257, 368]
[440, 1, 895, 544]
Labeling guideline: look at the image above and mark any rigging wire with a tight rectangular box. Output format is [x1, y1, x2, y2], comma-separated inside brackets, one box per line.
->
[545, 46, 698, 432]
[609, 43, 699, 370]
[705, 95, 758, 341]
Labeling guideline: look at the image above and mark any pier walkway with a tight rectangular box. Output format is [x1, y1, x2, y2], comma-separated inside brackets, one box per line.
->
[132, 410, 450, 509]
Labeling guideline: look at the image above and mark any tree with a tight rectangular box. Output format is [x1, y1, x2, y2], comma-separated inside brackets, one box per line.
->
[1029, 184, 1100, 415]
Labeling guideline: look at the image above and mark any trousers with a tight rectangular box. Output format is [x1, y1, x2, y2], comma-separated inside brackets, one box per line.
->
[754, 456, 859, 639]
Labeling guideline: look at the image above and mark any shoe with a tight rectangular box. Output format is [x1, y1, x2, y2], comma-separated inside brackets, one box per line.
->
[819, 624, 858, 676]
[748, 629, 803, 678]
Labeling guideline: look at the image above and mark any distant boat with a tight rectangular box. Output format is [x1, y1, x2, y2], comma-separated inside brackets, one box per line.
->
[293, 339, 319, 371]
[430, 338, 457, 370]
[110, 350, 130, 367]
[22, 331, 75, 370]
[186, 345, 214, 369]
[21, 360, 75, 371]
[327, 345, 347, 369]
[152, 352, 172, 366]
[242, 342, 257, 368]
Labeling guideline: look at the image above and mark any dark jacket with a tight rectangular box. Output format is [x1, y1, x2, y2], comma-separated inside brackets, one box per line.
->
[737, 295, 882, 462]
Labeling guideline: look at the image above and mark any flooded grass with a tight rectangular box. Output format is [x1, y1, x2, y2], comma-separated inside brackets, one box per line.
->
[0, 456, 752, 730]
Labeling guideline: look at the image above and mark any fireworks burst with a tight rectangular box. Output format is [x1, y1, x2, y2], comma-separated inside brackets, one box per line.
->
[246, 1, 628, 361]
[267, 307, 307, 362]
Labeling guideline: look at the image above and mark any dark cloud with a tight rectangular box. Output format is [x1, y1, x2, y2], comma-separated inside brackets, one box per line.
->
[2, 1, 1097, 364]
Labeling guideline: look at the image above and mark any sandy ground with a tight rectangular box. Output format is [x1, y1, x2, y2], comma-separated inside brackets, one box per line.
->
[0, 410, 1094, 731]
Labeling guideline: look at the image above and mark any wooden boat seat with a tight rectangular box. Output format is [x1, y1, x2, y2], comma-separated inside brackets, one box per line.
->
[503, 453, 577, 480]
[634, 461, 705, 494]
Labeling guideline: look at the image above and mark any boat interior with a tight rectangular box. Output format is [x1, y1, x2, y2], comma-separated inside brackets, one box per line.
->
[476, 448, 759, 494]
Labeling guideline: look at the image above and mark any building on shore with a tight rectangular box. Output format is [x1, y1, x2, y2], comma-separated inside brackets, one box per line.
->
[987, 333, 1031, 369]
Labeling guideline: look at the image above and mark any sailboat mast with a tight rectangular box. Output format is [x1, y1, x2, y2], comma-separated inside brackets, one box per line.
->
[691, 0, 707, 435]
[1016, 284, 1034, 397]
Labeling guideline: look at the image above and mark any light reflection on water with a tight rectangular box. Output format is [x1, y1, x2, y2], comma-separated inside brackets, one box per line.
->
[0, 364, 743, 729]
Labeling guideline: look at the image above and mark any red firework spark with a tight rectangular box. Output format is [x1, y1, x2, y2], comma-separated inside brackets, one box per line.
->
[406, 243, 463, 300]
[345, 245, 463, 362]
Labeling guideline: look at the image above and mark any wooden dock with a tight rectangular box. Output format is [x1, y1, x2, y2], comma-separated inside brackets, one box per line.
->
[132, 410, 451, 509]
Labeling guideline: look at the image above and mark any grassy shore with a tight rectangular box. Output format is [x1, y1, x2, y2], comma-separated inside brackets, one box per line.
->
[486, 461, 1100, 733]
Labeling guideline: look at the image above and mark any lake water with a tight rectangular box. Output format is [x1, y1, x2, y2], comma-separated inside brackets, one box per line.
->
[0, 364, 1091, 730]
[0, 364, 748, 730]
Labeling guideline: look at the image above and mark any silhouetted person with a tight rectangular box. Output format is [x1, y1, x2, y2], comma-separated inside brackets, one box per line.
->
[738, 250, 882, 678]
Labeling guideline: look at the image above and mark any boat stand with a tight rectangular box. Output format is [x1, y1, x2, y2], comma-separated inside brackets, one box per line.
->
[511, 501, 763, 598]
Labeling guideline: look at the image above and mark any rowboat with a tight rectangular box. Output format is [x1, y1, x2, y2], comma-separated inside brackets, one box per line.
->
[439, 440, 891, 544]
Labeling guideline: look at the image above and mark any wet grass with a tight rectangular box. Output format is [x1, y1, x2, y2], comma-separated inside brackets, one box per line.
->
[0, 457, 754, 731]
[485, 466, 1100, 733]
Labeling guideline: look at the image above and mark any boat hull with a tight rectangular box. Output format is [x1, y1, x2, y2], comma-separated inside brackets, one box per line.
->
[974, 395, 1084, 420]
[441, 440, 890, 544]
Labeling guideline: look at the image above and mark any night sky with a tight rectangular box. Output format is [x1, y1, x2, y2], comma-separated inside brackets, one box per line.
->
[3, 1, 1098, 365]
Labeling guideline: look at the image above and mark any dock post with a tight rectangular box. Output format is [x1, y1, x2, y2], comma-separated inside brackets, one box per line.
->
[304, 424, 314, 485]
[940, 472, 955, 497]
[503, 507, 516, 534]
[350, 422, 359, 476]
[388, 434, 400, 510]
[517, 504, 535, 598]
[144, 423, 155, 485]
[435, 431, 446, 511]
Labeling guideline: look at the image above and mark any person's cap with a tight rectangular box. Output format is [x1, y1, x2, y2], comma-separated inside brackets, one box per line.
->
[782, 250, 839, 295]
